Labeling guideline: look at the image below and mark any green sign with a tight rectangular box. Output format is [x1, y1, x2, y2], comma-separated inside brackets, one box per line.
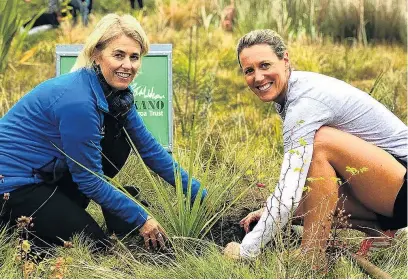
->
[56, 44, 173, 151]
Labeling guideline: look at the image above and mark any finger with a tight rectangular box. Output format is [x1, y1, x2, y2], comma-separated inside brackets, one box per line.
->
[158, 226, 168, 241]
[242, 219, 250, 232]
[244, 222, 249, 233]
[242, 217, 252, 232]
[239, 216, 249, 226]
[157, 232, 166, 248]
[150, 233, 158, 249]
[143, 235, 150, 250]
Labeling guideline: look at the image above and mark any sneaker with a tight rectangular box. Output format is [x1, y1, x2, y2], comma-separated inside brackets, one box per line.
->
[356, 229, 396, 256]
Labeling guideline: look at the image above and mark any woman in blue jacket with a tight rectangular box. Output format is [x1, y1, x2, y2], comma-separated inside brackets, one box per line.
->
[0, 13, 205, 251]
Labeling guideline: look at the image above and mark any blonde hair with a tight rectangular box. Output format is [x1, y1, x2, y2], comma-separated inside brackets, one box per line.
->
[71, 14, 150, 71]
[236, 29, 287, 68]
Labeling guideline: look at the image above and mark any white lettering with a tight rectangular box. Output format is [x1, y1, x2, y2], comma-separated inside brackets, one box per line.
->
[149, 110, 164, 117]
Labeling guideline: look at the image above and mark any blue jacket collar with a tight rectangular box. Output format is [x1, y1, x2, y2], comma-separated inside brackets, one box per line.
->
[85, 68, 109, 113]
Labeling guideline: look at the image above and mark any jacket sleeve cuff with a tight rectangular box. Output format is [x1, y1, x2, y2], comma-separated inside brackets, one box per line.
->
[239, 243, 261, 259]
[133, 207, 149, 228]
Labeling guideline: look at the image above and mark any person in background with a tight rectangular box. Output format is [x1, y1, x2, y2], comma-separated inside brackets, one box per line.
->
[0, 13, 206, 252]
[221, 0, 235, 32]
[23, 0, 61, 30]
[69, 0, 92, 27]
[223, 29, 407, 269]
[129, 0, 143, 9]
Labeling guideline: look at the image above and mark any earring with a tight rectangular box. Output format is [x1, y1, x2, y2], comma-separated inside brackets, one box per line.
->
[92, 61, 102, 74]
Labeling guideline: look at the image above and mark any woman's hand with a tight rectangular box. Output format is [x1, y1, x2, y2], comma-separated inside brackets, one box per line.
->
[139, 216, 166, 250]
[224, 242, 241, 259]
[239, 207, 265, 233]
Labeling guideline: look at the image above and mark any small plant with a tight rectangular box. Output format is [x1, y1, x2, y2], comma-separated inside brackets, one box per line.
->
[124, 119, 254, 240]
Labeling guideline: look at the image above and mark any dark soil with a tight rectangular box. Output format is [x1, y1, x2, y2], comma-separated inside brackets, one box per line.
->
[207, 209, 257, 247]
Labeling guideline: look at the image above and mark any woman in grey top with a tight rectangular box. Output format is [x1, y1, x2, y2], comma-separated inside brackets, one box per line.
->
[224, 29, 407, 266]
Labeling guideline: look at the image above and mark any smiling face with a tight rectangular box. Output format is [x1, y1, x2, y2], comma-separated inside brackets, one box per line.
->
[239, 44, 289, 104]
[95, 34, 142, 90]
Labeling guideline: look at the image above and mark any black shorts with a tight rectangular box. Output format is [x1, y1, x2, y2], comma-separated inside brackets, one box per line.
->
[376, 157, 407, 230]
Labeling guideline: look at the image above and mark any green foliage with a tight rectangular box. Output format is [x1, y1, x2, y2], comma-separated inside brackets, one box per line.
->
[125, 124, 253, 239]
[92, 0, 154, 14]
[60, 0, 74, 21]
[3, 231, 402, 278]
[0, 0, 23, 73]
[370, 229, 408, 278]
[0, 0, 44, 95]
[92, 0, 132, 14]
[345, 166, 369, 176]
[172, 25, 220, 137]
[298, 137, 307, 146]
[10, 8, 47, 65]
[234, 0, 406, 45]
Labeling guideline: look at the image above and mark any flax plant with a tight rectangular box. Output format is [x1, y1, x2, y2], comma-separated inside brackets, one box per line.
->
[0, 0, 22, 74]
[124, 122, 255, 240]
[0, 1, 45, 74]
[53, 117, 253, 241]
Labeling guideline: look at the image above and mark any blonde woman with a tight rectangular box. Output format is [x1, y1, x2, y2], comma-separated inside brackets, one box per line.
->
[0, 14, 206, 251]
[224, 29, 407, 266]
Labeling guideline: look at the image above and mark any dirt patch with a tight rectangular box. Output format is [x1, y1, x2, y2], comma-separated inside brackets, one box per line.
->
[206, 208, 256, 247]
[207, 218, 246, 246]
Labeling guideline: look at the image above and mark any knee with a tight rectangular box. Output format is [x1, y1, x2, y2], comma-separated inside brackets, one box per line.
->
[312, 126, 335, 158]
[314, 126, 336, 144]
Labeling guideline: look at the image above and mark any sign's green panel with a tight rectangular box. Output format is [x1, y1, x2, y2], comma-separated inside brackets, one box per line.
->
[56, 44, 173, 151]
[60, 56, 78, 75]
[129, 56, 169, 146]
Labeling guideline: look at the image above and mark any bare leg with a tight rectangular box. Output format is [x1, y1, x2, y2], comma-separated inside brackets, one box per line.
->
[336, 183, 377, 220]
[297, 147, 338, 251]
[334, 183, 386, 236]
[294, 183, 383, 236]
[296, 126, 405, 253]
[292, 217, 383, 236]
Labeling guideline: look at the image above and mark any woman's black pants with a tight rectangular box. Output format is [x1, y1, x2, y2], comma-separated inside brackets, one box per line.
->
[0, 115, 136, 249]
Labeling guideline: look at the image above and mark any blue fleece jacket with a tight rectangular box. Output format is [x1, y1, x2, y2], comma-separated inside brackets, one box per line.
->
[0, 68, 205, 228]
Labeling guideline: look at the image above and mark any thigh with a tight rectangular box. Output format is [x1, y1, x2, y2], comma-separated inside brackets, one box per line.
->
[2, 184, 108, 248]
[57, 172, 90, 209]
[315, 127, 406, 216]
